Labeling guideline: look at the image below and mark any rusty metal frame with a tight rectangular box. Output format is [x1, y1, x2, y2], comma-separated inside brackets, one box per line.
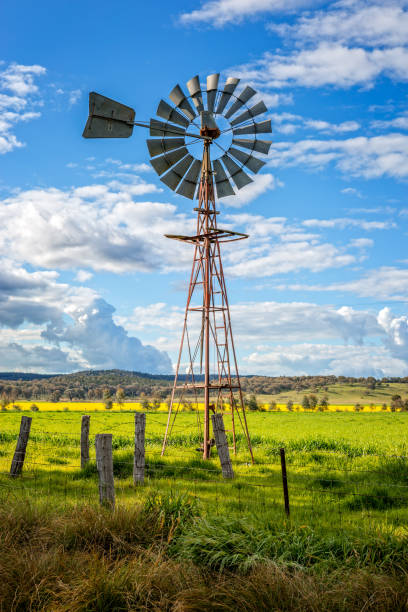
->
[161, 139, 254, 463]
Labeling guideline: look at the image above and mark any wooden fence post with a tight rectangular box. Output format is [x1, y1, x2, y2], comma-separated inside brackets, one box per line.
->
[10, 416, 32, 477]
[133, 413, 146, 484]
[95, 434, 115, 508]
[211, 413, 234, 479]
[81, 415, 90, 469]
[280, 447, 290, 517]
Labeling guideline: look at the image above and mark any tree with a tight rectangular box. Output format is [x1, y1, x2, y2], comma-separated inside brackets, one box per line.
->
[286, 399, 293, 411]
[152, 397, 161, 411]
[318, 396, 329, 411]
[302, 395, 310, 411]
[0, 394, 9, 411]
[354, 403, 361, 412]
[116, 387, 125, 407]
[247, 394, 258, 411]
[382, 403, 388, 411]
[103, 388, 113, 410]
[309, 394, 318, 409]
[142, 399, 150, 411]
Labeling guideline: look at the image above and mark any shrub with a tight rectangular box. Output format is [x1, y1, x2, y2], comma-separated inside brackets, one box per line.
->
[12, 404, 21, 411]
[63, 406, 70, 412]
[30, 403, 39, 412]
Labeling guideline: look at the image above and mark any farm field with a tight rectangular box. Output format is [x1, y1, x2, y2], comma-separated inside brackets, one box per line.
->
[1, 410, 408, 610]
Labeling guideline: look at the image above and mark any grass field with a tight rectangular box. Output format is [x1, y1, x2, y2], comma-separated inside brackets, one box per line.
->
[1, 410, 408, 610]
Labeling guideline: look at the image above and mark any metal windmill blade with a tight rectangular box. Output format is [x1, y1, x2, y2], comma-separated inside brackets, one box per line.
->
[149, 119, 187, 138]
[215, 77, 240, 115]
[150, 147, 190, 175]
[160, 154, 194, 191]
[176, 159, 202, 199]
[156, 100, 190, 128]
[169, 84, 197, 121]
[232, 138, 272, 155]
[186, 76, 204, 113]
[147, 137, 186, 158]
[206, 73, 219, 113]
[229, 101, 268, 127]
[220, 154, 253, 190]
[227, 147, 266, 174]
[224, 86, 257, 120]
[233, 119, 272, 136]
[213, 159, 235, 198]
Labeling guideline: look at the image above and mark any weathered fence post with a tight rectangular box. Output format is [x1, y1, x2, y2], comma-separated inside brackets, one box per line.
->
[211, 413, 234, 479]
[133, 412, 146, 484]
[81, 415, 90, 469]
[10, 416, 32, 477]
[95, 434, 115, 508]
[280, 447, 290, 517]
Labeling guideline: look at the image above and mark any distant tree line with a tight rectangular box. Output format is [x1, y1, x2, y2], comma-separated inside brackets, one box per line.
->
[0, 370, 407, 404]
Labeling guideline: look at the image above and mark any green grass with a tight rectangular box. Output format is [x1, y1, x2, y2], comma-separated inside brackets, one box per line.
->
[1, 410, 408, 609]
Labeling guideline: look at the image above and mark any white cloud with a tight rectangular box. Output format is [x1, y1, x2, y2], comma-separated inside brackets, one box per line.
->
[341, 187, 364, 198]
[269, 3, 408, 48]
[244, 343, 408, 377]
[124, 299, 408, 376]
[302, 217, 395, 230]
[69, 89, 81, 106]
[269, 134, 408, 179]
[234, 44, 408, 89]
[0, 260, 172, 374]
[0, 62, 45, 154]
[221, 173, 282, 207]
[277, 267, 408, 301]
[371, 112, 408, 131]
[214, 212, 380, 278]
[179, 0, 313, 27]
[43, 298, 172, 374]
[75, 269, 93, 283]
[225, 240, 355, 278]
[271, 112, 360, 135]
[0, 63, 46, 96]
[0, 179, 194, 273]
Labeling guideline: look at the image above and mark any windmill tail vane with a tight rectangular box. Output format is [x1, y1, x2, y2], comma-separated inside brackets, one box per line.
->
[83, 72, 273, 461]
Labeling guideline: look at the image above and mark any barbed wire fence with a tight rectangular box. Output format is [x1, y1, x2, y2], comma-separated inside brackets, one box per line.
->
[1, 412, 408, 525]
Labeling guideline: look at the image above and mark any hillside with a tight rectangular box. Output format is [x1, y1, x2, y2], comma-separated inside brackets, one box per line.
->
[1, 370, 408, 404]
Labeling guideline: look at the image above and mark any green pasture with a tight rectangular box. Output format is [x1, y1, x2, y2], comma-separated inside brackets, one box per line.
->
[1, 411, 408, 539]
[258, 380, 408, 405]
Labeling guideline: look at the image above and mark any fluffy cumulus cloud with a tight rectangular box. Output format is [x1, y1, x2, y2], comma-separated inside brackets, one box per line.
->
[0, 62, 45, 154]
[218, 212, 382, 279]
[221, 173, 282, 207]
[268, 134, 408, 179]
[244, 344, 408, 377]
[124, 300, 408, 376]
[271, 112, 360, 135]
[0, 180, 195, 274]
[42, 298, 172, 374]
[0, 260, 172, 374]
[269, 2, 408, 48]
[179, 0, 313, 26]
[234, 44, 408, 89]
[279, 266, 408, 301]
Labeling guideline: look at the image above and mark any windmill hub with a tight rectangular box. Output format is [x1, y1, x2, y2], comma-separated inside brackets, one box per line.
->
[200, 111, 221, 140]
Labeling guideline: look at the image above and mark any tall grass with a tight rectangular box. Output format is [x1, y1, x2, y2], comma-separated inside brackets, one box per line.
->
[1, 498, 408, 611]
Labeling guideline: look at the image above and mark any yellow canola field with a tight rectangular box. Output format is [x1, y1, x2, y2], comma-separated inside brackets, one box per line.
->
[3, 401, 394, 412]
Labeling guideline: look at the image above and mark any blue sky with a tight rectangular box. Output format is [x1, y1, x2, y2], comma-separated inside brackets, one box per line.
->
[1, 0, 408, 377]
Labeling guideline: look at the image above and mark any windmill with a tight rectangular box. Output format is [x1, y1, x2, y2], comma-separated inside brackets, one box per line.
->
[83, 73, 272, 461]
